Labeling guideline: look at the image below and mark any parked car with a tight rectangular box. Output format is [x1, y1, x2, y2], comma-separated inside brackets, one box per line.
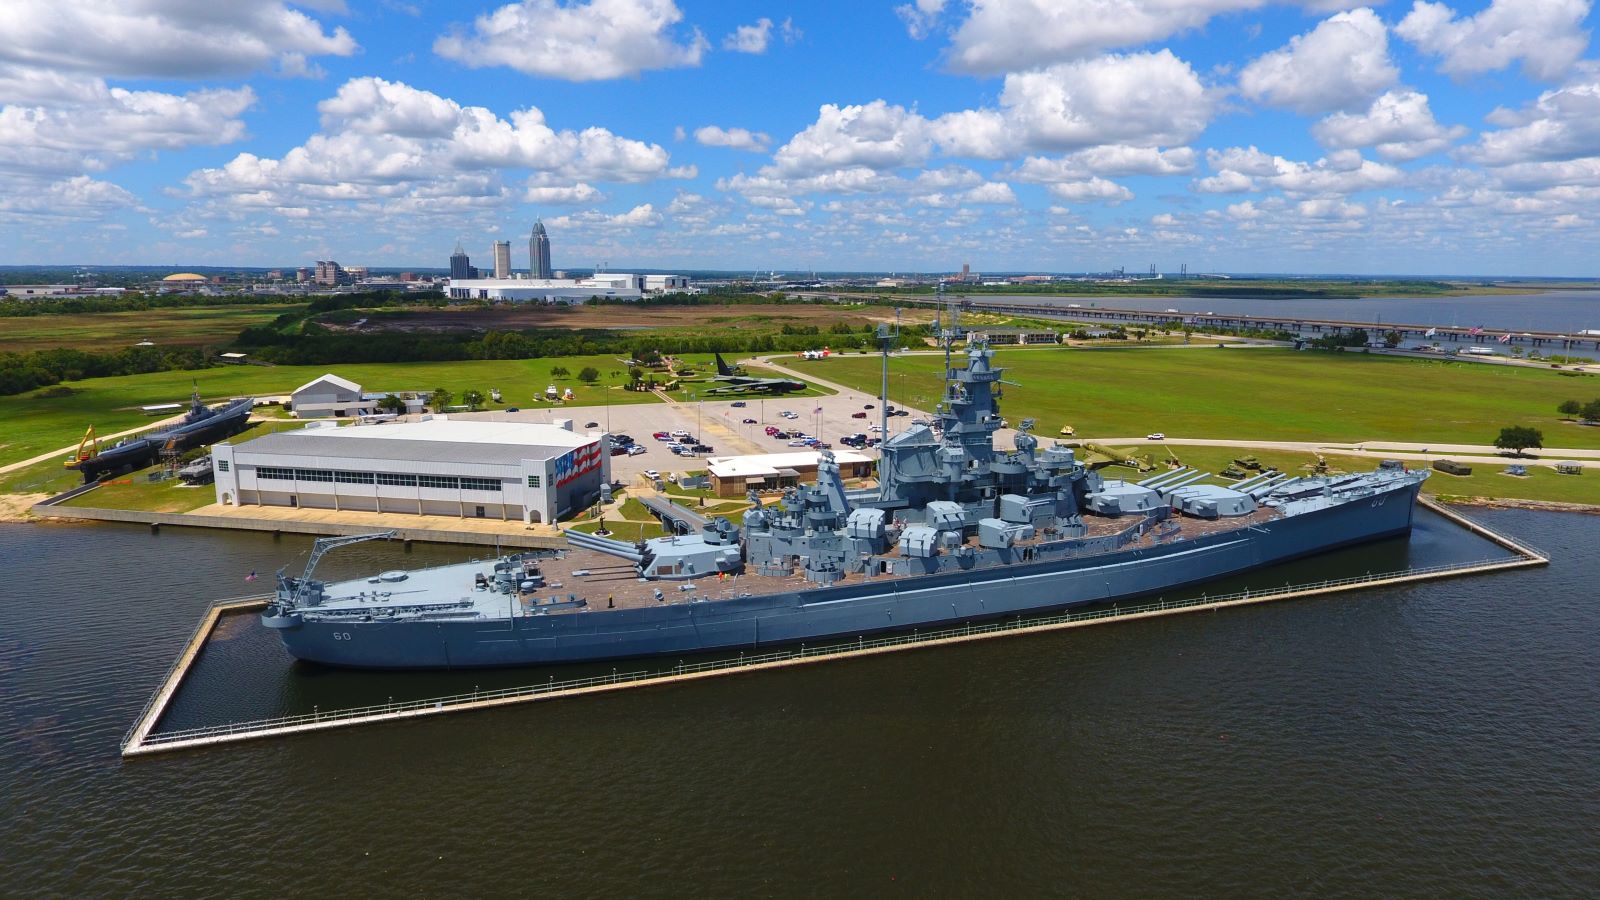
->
[613, 434, 633, 445]
[691, 444, 713, 453]
[764, 426, 780, 436]
[742, 418, 758, 424]
[851, 411, 868, 419]
[643, 469, 660, 480]
[652, 431, 671, 440]
[1146, 432, 1166, 440]
[506, 407, 520, 412]
[585, 421, 599, 428]
[891, 409, 909, 417]
[788, 439, 810, 447]
[731, 401, 747, 407]
[670, 430, 693, 440]
[627, 445, 647, 456]
[611, 446, 629, 456]
[863, 403, 875, 409]
[814, 442, 832, 450]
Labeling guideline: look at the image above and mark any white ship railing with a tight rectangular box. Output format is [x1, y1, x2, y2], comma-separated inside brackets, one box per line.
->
[132, 555, 1527, 749]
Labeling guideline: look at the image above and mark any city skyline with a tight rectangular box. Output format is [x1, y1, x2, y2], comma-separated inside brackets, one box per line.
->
[1, 1, 1598, 275]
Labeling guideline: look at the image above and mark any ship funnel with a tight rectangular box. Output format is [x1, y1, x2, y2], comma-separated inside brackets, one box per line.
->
[563, 528, 645, 563]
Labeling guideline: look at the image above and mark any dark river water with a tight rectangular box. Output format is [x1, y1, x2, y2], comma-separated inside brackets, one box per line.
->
[2, 512, 1596, 896]
[979, 290, 1600, 335]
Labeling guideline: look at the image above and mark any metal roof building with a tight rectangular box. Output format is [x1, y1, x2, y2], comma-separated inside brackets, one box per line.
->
[212, 417, 610, 524]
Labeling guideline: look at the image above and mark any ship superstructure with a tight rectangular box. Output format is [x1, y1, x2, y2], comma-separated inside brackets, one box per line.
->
[262, 333, 1428, 669]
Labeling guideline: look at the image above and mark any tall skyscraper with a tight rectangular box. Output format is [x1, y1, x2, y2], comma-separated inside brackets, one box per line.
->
[529, 220, 552, 279]
[492, 240, 511, 279]
[449, 241, 472, 280]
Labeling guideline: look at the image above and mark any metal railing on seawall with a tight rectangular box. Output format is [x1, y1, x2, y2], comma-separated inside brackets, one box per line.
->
[123, 551, 1539, 756]
[119, 593, 271, 753]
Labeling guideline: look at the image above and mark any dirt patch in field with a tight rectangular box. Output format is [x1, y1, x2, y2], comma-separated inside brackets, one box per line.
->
[318, 303, 933, 334]
[0, 492, 49, 521]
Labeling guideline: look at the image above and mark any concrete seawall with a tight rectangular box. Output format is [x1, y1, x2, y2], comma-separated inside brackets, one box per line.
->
[31, 503, 566, 549]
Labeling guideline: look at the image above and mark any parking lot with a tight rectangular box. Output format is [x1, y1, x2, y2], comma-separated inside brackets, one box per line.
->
[444, 387, 928, 483]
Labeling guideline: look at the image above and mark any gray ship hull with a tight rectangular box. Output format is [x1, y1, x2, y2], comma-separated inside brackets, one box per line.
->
[272, 478, 1423, 669]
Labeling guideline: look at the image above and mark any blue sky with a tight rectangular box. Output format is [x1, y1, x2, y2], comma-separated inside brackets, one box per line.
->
[2, 0, 1598, 275]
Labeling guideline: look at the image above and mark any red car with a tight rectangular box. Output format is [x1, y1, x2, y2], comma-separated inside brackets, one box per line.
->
[851, 411, 868, 419]
[652, 431, 671, 440]
[764, 426, 780, 436]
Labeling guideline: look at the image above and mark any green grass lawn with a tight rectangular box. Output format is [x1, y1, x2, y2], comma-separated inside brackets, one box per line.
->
[59, 467, 217, 513]
[818, 347, 1600, 450]
[0, 354, 663, 468]
[2, 304, 304, 352]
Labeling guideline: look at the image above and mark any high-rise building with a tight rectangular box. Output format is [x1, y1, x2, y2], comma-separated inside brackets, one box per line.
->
[450, 241, 472, 280]
[529, 220, 552, 279]
[492, 240, 511, 279]
[314, 260, 345, 286]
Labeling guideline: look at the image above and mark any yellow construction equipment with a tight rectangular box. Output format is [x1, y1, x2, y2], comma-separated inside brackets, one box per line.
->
[65, 425, 99, 468]
[1058, 424, 1075, 436]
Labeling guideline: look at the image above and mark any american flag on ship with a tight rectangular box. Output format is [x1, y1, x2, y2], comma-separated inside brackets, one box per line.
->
[554, 441, 604, 487]
[1498, 332, 1512, 344]
[1469, 326, 1483, 335]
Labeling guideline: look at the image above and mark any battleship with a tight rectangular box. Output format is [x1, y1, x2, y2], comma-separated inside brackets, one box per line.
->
[261, 325, 1430, 669]
[68, 388, 253, 482]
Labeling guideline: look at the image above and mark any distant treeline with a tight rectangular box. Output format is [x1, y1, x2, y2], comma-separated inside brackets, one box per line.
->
[838, 280, 1464, 300]
[0, 346, 210, 396]
[237, 322, 934, 366]
[0, 291, 311, 318]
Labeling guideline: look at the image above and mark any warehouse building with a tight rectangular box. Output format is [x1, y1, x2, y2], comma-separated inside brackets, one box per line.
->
[289, 373, 431, 419]
[211, 417, 610, 524]
[704, 449, 874, 498]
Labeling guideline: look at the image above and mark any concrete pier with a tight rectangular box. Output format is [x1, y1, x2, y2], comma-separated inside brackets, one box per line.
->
[118, 498, 1546, 758]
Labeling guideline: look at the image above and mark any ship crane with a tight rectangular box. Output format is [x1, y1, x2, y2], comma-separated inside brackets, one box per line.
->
[284, 531, 397, 607]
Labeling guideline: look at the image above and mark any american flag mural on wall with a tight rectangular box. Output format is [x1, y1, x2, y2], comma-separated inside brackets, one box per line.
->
[554, 442, 603, 488]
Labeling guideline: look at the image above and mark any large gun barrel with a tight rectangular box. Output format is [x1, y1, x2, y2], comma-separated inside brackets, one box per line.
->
[563, 528, 646, 563]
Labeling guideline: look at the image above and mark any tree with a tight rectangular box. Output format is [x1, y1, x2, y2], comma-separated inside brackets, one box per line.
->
[577, 366, 600, 383]
[1383, 330, 1402, 348]
[550, 365, 570, 378]
[430, 387, 453, 411]
[1494, 426, 1543, 456]
[628, 365, 644, 383]
[1582, 399, 1600, 423]
[375, 393, 405, 413]
[462, 389, 484, 410]
[1558, 399, 1583, 418]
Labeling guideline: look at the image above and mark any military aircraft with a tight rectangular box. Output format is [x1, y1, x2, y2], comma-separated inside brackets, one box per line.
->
[704, 353, 807, 395]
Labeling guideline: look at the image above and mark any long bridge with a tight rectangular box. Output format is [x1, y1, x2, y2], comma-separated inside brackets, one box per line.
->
[799, 292, 1600, 352]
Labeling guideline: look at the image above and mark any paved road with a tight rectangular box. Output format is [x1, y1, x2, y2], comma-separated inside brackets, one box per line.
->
[0, 410, 202, 475]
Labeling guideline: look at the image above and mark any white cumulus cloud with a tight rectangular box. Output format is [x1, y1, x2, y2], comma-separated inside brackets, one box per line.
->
[723, 18, 772, 53]
[1396, 0, 1592, 82]
[435, 0, 707, 82]
[1238, 8, 1398, 114]
[1312, 89, 1468, 160]
[694, 125, 771, 152]
[0, 1, 354, 82]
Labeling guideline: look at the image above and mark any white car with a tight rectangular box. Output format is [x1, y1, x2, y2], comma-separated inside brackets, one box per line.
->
[643, 469, 660, 480]
[627, 445, 647, 456]
[787, 439, 810, 446]
[1146, 432, 1166, 440]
